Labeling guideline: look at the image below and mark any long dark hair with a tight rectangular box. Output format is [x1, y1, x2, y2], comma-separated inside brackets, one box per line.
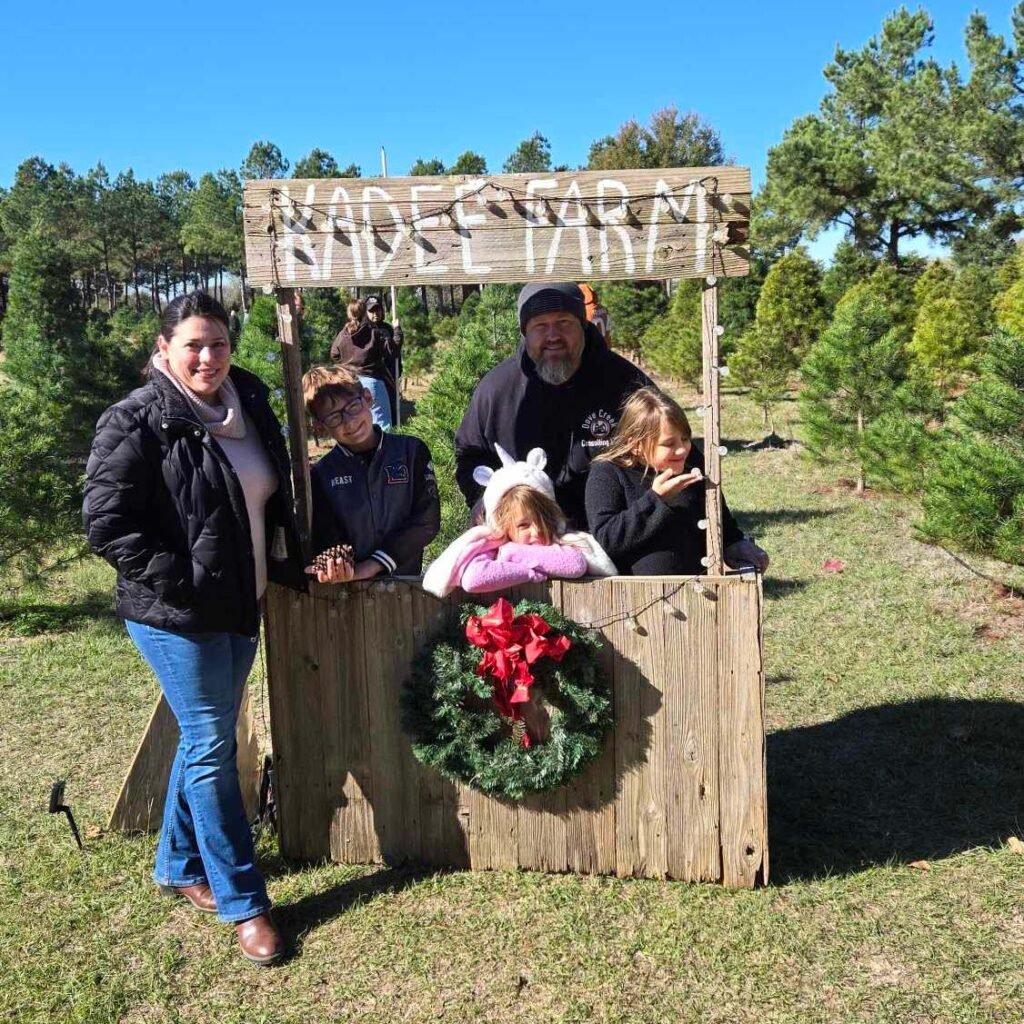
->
[159, 291, 231, 339]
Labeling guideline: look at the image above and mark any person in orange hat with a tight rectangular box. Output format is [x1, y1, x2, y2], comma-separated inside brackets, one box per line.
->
[578, 283, 612, 348]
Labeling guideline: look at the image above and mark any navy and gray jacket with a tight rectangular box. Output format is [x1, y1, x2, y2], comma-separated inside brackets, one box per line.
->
[310, 429, 440, 575]
[454, 324, 651, 528]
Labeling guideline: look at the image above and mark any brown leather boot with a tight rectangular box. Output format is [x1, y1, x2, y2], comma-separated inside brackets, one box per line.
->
[235, 912, 284, 966]
[158, 882, 217, 914]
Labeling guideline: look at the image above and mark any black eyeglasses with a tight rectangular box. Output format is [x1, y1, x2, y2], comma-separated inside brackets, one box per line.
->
[319, 396, 365, 429]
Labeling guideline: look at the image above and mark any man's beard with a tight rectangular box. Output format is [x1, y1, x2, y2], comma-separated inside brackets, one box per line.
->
[535, 355, 576, 385]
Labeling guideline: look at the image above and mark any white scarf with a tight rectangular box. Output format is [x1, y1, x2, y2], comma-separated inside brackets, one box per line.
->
[153, 354, 246, 440]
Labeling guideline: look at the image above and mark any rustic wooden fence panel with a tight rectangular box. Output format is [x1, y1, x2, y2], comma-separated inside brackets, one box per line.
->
[264, 574, 767, 887]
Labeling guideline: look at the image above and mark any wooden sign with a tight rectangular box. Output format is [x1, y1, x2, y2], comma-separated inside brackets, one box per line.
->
[243, 167, 750, 288]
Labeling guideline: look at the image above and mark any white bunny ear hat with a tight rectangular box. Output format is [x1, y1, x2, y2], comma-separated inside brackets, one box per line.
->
[473, 444, 558, 529]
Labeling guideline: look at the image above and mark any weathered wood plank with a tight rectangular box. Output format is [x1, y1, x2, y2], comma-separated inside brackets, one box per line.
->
[560, 579, 618, 875]
[257, 576, 766, 887]
[701, 281, 724, 575]
[718, 576, 769, 886]
[515, 581, 569, 873]
[664, 578, 722, 881]
[274, 289, 312, 555]
[244, 167, 751, 288]
[624, 581, 669, 879]
[318, 585, 381, 865]
[361, 581, 423, 864]
[410, 586, 470, 868]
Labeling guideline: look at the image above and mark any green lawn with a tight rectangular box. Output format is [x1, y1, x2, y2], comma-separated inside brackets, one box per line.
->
[2, 390, 1022, 1024]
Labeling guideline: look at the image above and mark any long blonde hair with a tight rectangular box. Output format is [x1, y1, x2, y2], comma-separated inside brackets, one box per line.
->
[596, 386, 692, 470]
[492, 486, 565, 545]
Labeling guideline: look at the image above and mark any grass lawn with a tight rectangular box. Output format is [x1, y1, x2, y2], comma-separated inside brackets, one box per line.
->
[1, 389, 1022, 1024]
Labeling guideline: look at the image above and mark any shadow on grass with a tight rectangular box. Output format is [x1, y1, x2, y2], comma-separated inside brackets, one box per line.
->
[762, 577, 811, 601]
[275, 866, 435, 952]
[768, 698, 1024, 882]
[0, 590, 118, 636]
[736, 508, 837, 533]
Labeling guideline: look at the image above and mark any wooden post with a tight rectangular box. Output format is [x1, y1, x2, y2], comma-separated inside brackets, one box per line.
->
[274, 287, 312, 554]
[701, 277, 724, 575]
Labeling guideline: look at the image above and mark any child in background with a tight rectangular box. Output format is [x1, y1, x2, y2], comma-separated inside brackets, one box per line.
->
[585, 386, 769, 576]
[302, 365, 439, 583]
[422, 445, 616, 597]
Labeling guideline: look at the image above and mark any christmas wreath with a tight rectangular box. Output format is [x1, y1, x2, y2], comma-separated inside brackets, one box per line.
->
[401, 597, 612, 800]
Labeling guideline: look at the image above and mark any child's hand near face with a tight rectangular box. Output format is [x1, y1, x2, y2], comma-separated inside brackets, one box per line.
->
[651, 466, 702, 499]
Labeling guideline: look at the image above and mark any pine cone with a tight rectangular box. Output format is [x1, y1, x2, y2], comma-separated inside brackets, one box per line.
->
[311, 544, 355, 573]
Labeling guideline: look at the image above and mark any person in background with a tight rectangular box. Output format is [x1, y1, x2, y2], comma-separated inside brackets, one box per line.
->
[83, 291, 306, 966]
[579, 283, 612, 348]
[329, 297, 401, 428]
[585, 386, 769, 576]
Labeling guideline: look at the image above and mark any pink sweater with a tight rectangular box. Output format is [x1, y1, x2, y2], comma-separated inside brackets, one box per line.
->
[460, 541, 588, 593]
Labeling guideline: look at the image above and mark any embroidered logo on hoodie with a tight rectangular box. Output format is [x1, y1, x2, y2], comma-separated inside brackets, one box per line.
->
[385, 463, 409, 485]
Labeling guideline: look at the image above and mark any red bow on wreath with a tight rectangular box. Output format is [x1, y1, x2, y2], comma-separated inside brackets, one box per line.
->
[465, 598, 571, 747]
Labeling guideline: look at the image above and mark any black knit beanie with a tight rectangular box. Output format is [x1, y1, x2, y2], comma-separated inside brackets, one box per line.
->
[517, 282, 587, 334]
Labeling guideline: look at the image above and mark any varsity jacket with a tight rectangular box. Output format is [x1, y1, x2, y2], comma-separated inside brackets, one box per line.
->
[310, 429, 439, 575]
[454, 324, 651, 528]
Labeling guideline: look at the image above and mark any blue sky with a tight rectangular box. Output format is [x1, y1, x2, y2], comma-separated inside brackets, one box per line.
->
[2, 1, 1015, 261]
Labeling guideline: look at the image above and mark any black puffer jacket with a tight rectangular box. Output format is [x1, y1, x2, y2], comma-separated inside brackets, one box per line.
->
[83, 366, 306, 636]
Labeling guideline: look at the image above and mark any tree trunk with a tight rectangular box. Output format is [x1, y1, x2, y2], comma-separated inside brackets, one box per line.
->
[886, 222, 900, 266]
[856, 408, 866, 494]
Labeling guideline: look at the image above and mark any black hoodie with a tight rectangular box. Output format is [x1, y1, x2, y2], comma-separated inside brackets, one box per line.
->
[454, 323, 651, 527]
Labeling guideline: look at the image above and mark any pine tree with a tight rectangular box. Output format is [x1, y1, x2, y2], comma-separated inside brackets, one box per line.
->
[995, 250, 1024, 337]
[754, 248, 828, 361]
[232, 295, 291, 423]
[731, 324, 792, 431]
[799, 279, 911, 493]
[405, 287, 518, 555]
[640, 280, 702, 385]
[910, 260, 995, 392]
[920, 330, 1024, 565]
[602, 281, 667, 362]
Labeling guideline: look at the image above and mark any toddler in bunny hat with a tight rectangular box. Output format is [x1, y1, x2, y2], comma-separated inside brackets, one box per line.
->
[422, 444, 616, 597]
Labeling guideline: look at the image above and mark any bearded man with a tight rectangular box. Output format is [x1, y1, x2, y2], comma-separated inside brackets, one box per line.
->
[454, 283, 651, 528]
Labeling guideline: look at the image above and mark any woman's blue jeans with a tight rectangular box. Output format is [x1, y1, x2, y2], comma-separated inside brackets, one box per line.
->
[126, 621, 268, 924]
[359, 374, 392, 430]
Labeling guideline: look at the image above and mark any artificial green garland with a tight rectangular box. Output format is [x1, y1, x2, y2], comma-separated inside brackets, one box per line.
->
[401, 599, 613, 800]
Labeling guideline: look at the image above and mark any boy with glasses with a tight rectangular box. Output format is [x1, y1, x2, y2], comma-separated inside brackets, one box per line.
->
[301, 365, 439, 583]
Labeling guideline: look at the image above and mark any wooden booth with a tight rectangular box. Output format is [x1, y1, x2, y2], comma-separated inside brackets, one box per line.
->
[112, 167, 767, 887]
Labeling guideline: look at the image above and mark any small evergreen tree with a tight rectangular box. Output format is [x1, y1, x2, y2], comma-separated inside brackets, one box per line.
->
[641, 280, 702, 385]
[995, 260, 1024, 337]
[754, 248, 828, 361]
[919, 330, 1024, 565]
[405, 286, 518, 556]
[731, 324, 793, 430]
[799, 280, 912, 493]
[821, 241, 878, 311]
[232, 295, 293, 423]
[910, 261, 995, 393]
[602, 281, 666, 360]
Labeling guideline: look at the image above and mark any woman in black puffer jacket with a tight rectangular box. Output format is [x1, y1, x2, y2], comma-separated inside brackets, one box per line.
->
[83, 292, 305, 966]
